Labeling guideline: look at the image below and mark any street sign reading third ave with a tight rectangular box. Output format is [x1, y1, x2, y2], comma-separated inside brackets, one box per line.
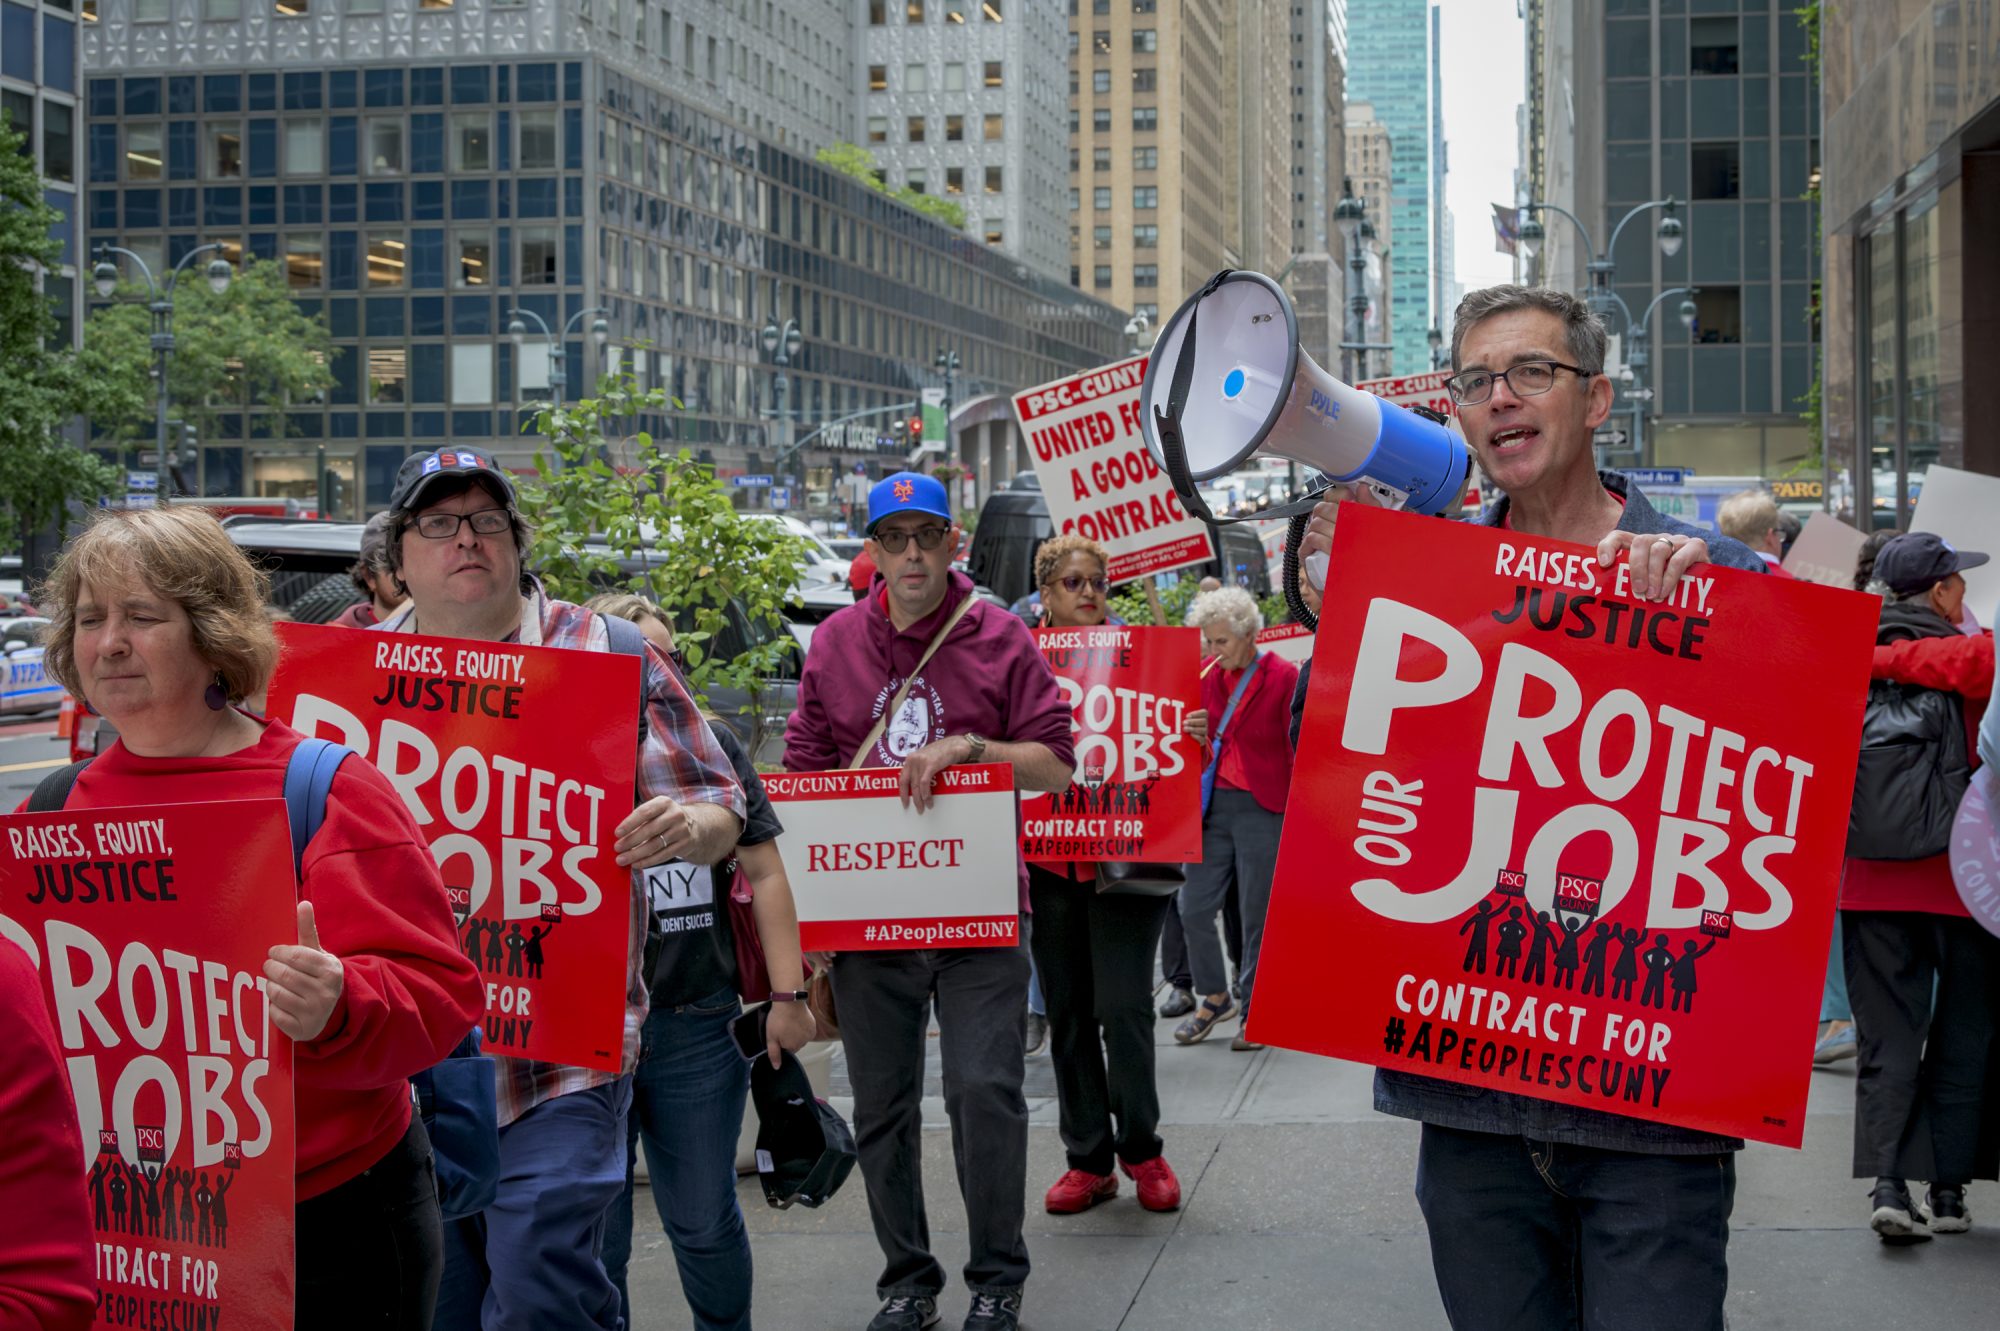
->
[1626, 467, 1692, 486]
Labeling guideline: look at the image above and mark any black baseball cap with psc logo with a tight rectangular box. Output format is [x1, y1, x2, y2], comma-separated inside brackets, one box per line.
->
[389, 448, 519, 515]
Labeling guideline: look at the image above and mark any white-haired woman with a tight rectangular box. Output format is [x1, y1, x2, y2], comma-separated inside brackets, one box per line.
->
[1174, 588, 1299, 1049]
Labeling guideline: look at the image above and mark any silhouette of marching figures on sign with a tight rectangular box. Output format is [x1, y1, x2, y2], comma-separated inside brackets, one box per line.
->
[463, 916, 486, 969]
[1670, 938, 1720, 1013]
[525, 923, 550, 979]
[89, 1158, 110, 1229]
[1522, 910, 1557, 985]
[1579, 922, 1614, 998]
[162, 1167, 180, 1240]
[195, 1173, 215, 1246]
[1550, 916, 1586, 990]
[1610, 926, 1643, 1002]
[485, 921, 505, 972]
[210, 1173, 233, 1249]
[1459, 900, 1495, 974]
[1639, 935, 1677, 1010]
[505, 923, 529, 976]
[1494, 906, 1528, 980]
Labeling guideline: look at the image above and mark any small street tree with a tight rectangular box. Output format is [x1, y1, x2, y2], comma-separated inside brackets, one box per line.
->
[517, 376, 807, 752]
[74, 256, 334, 452]
[0, 112, 119, 548]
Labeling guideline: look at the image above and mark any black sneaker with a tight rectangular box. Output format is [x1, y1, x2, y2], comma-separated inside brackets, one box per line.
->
[1024, 1011, 1049, 1056]
[1158, 987, 1196, 1019]
[1870, 1178, 1933, 1244]
[867, 1294, 940, 1331]
[962, 1290, 1022, 1331]
[1924, 1184, 1972, 1234]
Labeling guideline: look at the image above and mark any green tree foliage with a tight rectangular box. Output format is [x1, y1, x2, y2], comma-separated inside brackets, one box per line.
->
[75, 258, 334, 449]
[517, 376, 808, 747]
[0, 113, 119, 544]
[815, 142, 968, 230]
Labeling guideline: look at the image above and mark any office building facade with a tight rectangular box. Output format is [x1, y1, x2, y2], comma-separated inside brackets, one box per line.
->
[3, 0, 82, 350]
[1287, 0, 1347, 374]
[1344, 99, 1393, 379]
[859, 0, 1069, 281]
[1820, 0, 2000, 527]
[1528, 0, 1818, 479]
[77, 2, 1126, 517]
[1067, 0, 1229, 332]
[1345, 0, 1436, 373]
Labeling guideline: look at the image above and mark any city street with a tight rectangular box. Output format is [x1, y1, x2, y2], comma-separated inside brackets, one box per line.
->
[0, 716, 68, 808]
[625, 1011, 2000, 1330]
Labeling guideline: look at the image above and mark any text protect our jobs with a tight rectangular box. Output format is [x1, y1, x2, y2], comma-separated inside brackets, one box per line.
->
[0, 803, 295, 1176]
[1329, 528, 1850, 934]
[284, 634, 631, 926]
[1043, 629, 1195, 786]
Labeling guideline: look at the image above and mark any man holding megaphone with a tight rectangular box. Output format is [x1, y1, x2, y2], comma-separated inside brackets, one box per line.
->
[1294, 286, 1766, 1331]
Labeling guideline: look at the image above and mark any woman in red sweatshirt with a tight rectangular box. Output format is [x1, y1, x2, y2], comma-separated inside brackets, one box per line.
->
[31, 506, 484, 1329]
[0, 937, 95, 1331]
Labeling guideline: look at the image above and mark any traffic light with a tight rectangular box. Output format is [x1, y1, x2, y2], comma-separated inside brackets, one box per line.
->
[908, 416, 924, 438]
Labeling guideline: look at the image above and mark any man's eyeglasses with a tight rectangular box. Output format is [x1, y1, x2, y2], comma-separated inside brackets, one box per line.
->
[1444, 360, 1594, 407]
[412, 508, 513, 540]
[1056, 574, 1110, 594]
[873, 525, 950, 554]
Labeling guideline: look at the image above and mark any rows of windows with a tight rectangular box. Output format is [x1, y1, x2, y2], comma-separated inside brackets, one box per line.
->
[867, 62, 1005, 91]
[867, 113, 1005, 144]
[1073, 28, 1156, 54]
[1070, 107, 1157, 134]
[867, 0, 1005, 23]
[87, 65, 577, 120]
[91, 111, 578, 184]
[1069, 1, 1157, 14]
[122, 0, 526, 19]
[1072, 186, 1158, 211]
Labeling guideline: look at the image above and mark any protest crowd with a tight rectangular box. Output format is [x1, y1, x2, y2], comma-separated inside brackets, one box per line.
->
[2, 281, 1997, 1331]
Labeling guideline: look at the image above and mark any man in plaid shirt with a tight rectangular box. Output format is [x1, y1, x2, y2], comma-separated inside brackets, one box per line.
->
[377, 448, 744, 1331]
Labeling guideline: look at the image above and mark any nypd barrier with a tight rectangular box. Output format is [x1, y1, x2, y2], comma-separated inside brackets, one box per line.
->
[761, 765, 1021, 950]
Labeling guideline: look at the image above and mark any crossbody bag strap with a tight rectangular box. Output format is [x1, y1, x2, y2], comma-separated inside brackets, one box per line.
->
[1211, 652, 1263, 749]
[848, 594, 978, 770]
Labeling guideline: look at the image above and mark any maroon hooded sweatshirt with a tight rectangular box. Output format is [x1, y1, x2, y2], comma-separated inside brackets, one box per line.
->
[783, 570, 1076, 907]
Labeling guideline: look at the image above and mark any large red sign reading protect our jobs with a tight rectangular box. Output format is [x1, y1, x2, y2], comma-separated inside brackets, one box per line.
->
[0, 800, 298, 1331]
[1022, 626, 1203, 864]
[267, 623, 638, 1072]
[1250, 505, 1879, 1147]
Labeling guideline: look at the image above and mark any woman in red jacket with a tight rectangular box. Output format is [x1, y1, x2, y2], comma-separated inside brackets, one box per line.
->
[1840, 533, 2000, 1244]
[1174, 587, 1300, 1050]
[34, 506, 484, 1328]
[0, 936, 95, 1331]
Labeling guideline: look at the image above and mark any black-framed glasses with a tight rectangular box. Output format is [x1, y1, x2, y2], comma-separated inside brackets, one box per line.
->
[1444, 360, 1594, 406]
[412, 508, 513, 540]
[1056, 574, 1110, 594]
[873, 525, 950, 554]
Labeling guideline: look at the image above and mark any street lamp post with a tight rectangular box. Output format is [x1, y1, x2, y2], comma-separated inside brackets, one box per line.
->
[1603, 286, 1699, 464]
[506, 305, 610, 407]
[761, 316, 804, 497]
[92, 243, 233, 503]
[1335, 179, 1369, 381]
[1518, 197, 1684, 323]
[1428, 325, 1446, 371]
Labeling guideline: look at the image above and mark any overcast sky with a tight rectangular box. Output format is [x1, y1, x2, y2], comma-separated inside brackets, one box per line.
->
[1437, 0, 1527, 292]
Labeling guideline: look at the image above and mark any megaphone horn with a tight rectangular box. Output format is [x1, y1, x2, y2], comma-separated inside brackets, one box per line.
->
[1140, 270, 1470, 519]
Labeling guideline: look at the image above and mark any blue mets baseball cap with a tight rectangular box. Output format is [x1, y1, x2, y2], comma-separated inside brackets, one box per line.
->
[865, 471, 952, 535]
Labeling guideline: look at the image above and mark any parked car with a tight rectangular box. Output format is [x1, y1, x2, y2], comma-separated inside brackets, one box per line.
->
[1, 616, 64, 717]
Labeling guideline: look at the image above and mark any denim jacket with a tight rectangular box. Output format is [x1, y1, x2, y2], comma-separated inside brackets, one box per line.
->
[1372, 471, 1765, 1155]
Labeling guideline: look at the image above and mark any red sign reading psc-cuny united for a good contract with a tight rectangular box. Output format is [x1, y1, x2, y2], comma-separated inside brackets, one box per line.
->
[1251, 504, 1879, 1147]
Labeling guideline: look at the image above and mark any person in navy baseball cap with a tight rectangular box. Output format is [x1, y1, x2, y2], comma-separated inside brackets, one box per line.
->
[864, 470, 953, 534]
[1872, 531, 1988, 628]
[388, 447, 519, 515]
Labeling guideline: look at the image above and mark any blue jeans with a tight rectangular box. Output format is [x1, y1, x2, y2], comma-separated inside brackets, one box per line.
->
[1415, 1123, 1735, 1331]
[436, 1077, 633, 1331]
[1821, 912, 1851, 1023]
[603, 987, 753, 1331]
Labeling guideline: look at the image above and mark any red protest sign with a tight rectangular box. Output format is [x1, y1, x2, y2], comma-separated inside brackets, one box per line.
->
[1249, 504, 1879, 1147]
[1023, 626, 1202, 864]
[763, 765, 1021, 949]
[0, 799, 297, 1331]
[267, 623, 638, 1072]
[1013, 357, 1215, 583]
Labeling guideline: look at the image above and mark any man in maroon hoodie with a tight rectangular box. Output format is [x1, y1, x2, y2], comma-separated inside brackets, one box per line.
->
[785, 471, 1075, 1331]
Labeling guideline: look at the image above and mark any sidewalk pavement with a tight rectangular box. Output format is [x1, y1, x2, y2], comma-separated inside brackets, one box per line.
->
[622, 1009, 2000, 1329]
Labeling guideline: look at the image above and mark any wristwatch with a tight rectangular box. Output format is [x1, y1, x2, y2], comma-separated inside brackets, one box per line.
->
[768, 990, 811, 1003]
[964, 733, 989, 761]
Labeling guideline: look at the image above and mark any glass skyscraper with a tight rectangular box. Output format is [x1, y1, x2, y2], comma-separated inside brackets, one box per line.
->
[1345, 0, 1437, 374]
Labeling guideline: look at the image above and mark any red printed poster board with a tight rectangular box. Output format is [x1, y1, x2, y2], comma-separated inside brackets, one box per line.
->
[1013, 357, 1216, 583]
[1250, 505, 1879, 1147]
[1355, 368, 1456, 418]
[0, 800, 297, 1331]
[1255, 620, 1315, 666]
[267, 623, 638, 1072]
[1023, 626, 1203, 864]
[763, 765, 1020, 949]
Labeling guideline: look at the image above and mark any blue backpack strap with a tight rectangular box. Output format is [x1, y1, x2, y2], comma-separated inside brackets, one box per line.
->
[282, 737, 353, 880]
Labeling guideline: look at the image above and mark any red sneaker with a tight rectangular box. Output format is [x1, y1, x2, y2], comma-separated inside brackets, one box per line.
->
[1044, 1169, 1118, 1214]
[1121, 1156, 1182, 1212]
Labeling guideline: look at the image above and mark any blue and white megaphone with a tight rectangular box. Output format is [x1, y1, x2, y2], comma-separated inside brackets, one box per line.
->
[1140, 269, 1470, 520]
